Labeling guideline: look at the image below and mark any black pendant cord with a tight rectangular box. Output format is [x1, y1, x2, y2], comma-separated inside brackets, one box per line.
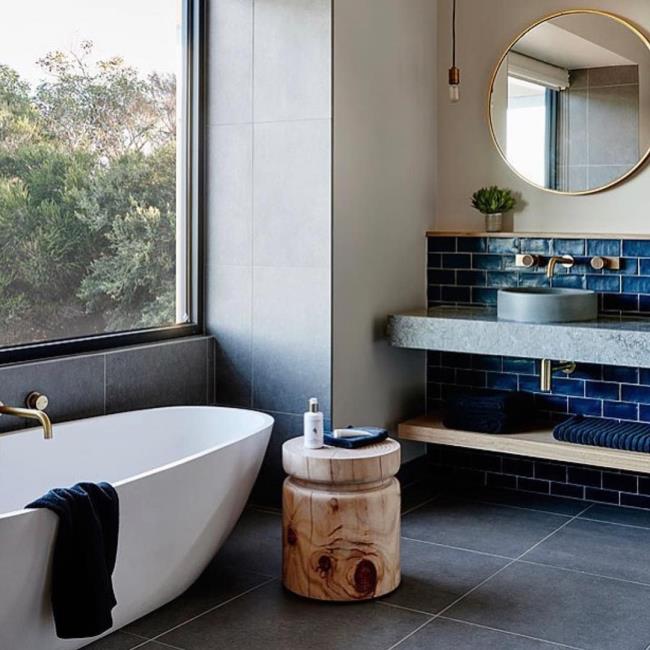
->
[452, 0, 457, 68]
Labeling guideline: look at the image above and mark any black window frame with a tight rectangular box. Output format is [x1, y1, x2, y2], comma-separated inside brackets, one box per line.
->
[0, 0, 206, 366]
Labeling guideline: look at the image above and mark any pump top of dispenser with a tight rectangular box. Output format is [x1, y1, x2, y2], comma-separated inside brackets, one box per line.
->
[308, 397, 320, 413]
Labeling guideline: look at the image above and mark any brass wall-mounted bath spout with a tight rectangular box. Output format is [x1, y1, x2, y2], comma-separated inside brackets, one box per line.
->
[0, 399, 53, 439]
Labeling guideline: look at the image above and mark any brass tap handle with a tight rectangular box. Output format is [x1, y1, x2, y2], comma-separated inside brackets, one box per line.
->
[590, 256, 620, 271]
[25, 391, 49, 411]
[515, 254, 539, 269]
[591, 256, 606, 271]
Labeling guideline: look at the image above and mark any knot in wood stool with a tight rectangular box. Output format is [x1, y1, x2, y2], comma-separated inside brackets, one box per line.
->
[281, 437, 401, 601]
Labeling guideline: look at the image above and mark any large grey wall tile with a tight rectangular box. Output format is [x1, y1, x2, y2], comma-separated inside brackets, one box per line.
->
[253, 0, 331, 122]
[589, 64, 639, 87]
[208, 265, 253, 408]
[0, 355, 104, 432]
[105, 338, 210, 413]
[207, 124, 253, 266]
[208, 0, 253, 124]
[253, 120, 331, 268]
[589, 84, 639, 165]
[250, 411, 302, 506]
[252, 266, 331, 415]
[589, 163, 635, 188]
[567, 89, 588, 166]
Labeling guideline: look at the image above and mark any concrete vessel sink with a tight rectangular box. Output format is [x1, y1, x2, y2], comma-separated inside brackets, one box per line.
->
[497, 287, 598, 323]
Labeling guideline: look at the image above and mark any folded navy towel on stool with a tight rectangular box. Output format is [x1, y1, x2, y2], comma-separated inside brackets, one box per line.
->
[26, 482, 119, 639]
[554, 415, 650, 453]
[443, 390, 535, 433]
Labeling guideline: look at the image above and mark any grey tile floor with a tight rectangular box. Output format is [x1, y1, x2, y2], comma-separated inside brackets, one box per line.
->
[87, 485, 650, 650]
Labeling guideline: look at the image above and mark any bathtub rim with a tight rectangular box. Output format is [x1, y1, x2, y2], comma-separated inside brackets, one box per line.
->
[0, 405, 274, 520]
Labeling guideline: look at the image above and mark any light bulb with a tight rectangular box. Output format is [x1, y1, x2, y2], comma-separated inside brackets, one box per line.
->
[449, 84, 460, 103]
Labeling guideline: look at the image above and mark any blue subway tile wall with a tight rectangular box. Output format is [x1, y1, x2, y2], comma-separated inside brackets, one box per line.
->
[425, 234, 650, 509]
[427, 352, 650, 423]
[427, 444, 650, 508]
[428, 235, 650, 316]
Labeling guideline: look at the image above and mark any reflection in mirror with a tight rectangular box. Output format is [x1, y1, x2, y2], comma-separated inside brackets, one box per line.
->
[489, 11, 650, 194]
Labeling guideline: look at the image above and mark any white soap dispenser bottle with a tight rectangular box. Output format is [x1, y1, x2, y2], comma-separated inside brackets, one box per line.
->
[303, 397, 324, 449]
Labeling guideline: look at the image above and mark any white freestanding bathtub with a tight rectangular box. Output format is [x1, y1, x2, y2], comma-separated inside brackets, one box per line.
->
[0, 406, 273, 650]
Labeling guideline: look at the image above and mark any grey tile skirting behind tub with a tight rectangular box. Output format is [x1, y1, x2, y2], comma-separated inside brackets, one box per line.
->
[0, 336, 213, 433]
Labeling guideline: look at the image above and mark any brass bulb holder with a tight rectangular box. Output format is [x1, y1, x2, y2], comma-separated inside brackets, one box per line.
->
[448, 66, 460, 86]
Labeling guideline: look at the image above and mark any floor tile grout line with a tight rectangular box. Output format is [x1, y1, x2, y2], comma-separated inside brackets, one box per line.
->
[385, 615, 437, 650]
[148, 576, 277, 643]
[400, 536, 514, 560]
[379, 601, 584, 648]
[515, 502, 595, 562]
[401, 493, 442, 516]
[438, 615, 587, 650]
[402, 501, 596, 640]
[378, 600, 436, 618]
[401, 527, 650, 608]
[517, 558, 650, 590]
[130, 637, 186, 650]
[456, 494, 576, 518]
[579, 513, 650, 532]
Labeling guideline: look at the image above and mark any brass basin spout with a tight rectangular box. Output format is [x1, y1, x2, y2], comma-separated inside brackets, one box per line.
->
[0, 403, 53, 439]
[546, 255, 574, 279]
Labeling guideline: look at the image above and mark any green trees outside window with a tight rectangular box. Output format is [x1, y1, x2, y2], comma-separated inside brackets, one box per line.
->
[0, 42, 178, 347]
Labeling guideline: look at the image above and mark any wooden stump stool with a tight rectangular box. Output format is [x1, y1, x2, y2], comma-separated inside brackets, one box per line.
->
[281, 437, 401, 601]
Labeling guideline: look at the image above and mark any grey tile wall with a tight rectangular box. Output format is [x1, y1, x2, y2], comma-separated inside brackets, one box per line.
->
[560, 65, 639, 192]
[206, 0, 333, 506]
[0, 337, 212, 433]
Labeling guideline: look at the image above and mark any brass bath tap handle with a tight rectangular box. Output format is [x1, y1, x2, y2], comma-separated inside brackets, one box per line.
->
[25, 391, 49, 411]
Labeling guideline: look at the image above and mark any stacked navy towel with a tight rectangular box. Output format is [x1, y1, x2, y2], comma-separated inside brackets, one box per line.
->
[554, 415, 650, 452]
[443, 389, 535, 434]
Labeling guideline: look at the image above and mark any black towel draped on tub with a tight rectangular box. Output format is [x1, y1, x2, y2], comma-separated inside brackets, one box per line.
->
[26, 482, 120, 639]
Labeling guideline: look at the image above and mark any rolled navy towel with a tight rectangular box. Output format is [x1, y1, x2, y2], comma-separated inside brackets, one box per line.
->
[26, 482, 119, 639]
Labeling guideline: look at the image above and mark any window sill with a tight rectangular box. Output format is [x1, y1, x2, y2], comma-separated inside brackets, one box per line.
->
[0, 323, 203, 366]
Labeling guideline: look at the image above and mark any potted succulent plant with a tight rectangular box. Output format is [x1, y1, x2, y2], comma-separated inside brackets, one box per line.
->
[471, 186, 516, 232]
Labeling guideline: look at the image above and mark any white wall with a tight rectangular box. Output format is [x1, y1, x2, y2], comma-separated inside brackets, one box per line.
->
[436, 0, 650, 233]
[332, 0, 437, 461]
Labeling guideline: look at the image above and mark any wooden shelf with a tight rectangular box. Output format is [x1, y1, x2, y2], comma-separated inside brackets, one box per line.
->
[399, 415, 650, 474]
[426, 230, 650, 240]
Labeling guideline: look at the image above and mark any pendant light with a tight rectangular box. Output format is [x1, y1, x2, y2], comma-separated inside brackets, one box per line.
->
[449, 0, 460, 102]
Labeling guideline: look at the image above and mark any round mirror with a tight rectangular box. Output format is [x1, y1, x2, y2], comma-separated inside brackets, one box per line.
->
[488, 10, 650, 194]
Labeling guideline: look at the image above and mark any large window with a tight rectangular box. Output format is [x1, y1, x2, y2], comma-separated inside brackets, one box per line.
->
[0, 0, 200, 354]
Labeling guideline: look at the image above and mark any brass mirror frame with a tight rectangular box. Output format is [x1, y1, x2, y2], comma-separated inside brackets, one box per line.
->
[488, 9, 650, 196]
